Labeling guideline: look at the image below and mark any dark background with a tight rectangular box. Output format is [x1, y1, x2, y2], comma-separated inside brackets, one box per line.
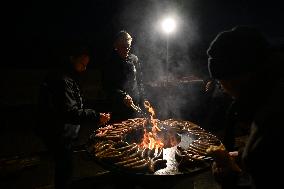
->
[1, 0, 283, 113]
[0, 1, 283, 188]
[1, 0, 284, 156]
[3, 0, 284, 70]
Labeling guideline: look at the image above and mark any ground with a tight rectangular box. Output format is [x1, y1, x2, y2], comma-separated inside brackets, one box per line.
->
[0, 149, 221, 189]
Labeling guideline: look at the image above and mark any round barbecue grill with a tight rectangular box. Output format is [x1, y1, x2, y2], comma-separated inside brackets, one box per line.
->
[87, 118, 221, 175]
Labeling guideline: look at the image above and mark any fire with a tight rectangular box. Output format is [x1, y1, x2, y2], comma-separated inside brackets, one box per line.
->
[139, 101, 164, 151]
[144, 101, 161, 133]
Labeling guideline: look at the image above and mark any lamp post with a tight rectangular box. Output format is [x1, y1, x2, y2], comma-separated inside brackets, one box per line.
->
[161, 17, 176, 83]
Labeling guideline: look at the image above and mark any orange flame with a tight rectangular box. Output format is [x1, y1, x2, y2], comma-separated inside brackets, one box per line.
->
[139, 101, 164, 150]
[144, 101, 161, 132]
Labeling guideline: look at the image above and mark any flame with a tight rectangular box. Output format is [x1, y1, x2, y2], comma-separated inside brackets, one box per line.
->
[139, 101, 164, 150]
[144, 101, 161, 132]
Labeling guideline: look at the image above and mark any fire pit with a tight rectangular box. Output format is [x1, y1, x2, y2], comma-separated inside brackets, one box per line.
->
[87, 117, 221, 175]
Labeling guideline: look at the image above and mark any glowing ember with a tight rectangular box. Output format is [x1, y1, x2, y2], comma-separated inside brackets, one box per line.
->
[139, 101, 164, 150]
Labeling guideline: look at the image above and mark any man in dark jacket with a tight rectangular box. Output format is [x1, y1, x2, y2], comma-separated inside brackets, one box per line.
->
[103, 31, 145, 121]
[206, 26, 284, 188]
[37, 44, 110, 189]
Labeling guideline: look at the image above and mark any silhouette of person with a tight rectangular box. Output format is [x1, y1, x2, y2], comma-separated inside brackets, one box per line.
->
[37, 42, 110, 188]
[207, 26, 284, 188]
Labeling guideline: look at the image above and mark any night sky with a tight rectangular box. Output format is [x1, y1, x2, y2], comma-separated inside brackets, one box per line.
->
[3, 0, 284, 72]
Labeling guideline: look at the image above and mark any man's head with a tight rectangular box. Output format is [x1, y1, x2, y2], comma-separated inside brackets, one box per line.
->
[62, 43, 90, 74]
[207, 26, 270, 97]
[114, 31, 132, 59]
[71, 53, 90, 73]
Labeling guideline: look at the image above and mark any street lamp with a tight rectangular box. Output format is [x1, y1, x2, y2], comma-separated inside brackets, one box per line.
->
[161, 17, 176, 83]
[162, 18, 176, 34]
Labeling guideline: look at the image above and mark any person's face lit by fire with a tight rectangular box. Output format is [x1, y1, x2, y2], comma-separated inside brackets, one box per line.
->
[114, 33, 132, 60]
[71, 54, 90, 73]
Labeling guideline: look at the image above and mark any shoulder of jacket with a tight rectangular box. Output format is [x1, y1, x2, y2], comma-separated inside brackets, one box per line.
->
[128, 54, 138, 63]
[61, 74, 76, 88]
[41, 72, 73, 91]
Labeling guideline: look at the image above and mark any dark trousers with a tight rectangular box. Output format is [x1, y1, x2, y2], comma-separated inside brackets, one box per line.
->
[54, 140, 73, 189]
[42, 134, 74, 189]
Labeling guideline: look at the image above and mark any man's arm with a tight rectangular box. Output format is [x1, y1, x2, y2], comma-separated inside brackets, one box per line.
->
[54, 78, 100, 124]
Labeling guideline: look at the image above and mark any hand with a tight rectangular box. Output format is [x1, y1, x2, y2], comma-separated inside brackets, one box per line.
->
[99, 113, 111, 125]
[207, 145, 241, 183]
[211, 150, 241, 183]
[207, 145, 230, 166]
[205, 81, 213, 92]
[123, 94, 134, 108]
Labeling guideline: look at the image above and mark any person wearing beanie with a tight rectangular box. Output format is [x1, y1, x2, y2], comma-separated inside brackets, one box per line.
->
[207, 26, 284, 188]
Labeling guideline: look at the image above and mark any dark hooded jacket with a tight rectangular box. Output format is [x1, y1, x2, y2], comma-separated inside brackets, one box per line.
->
[37, 70, 100, 141]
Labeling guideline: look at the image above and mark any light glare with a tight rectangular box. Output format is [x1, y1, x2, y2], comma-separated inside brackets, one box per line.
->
[162, 18, 176, 34]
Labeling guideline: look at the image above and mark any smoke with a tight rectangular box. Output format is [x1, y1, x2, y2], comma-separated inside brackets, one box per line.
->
[118, 0, 205, 120]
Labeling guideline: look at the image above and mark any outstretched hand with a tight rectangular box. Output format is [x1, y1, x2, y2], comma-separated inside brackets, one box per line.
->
[207, 145, 241, 183]
[99, 113, 111, 126]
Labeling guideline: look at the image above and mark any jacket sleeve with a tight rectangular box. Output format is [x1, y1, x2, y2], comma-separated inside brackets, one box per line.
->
[102, 63, 128, 101]
[54, 78, 100, 124]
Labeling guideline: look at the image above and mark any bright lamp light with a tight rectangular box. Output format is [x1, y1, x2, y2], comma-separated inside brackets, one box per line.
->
[161, 17, 176, 34]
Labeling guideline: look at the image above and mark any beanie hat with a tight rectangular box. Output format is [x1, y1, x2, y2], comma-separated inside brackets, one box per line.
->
[207, 26, 270, 79]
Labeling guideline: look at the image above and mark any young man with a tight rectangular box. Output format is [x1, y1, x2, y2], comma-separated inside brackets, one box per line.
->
[37, 43, 110, 189]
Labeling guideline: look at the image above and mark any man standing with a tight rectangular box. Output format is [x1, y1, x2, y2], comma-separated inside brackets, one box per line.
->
[37, 43, 110, 189]
[103, 31, 146, 121]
